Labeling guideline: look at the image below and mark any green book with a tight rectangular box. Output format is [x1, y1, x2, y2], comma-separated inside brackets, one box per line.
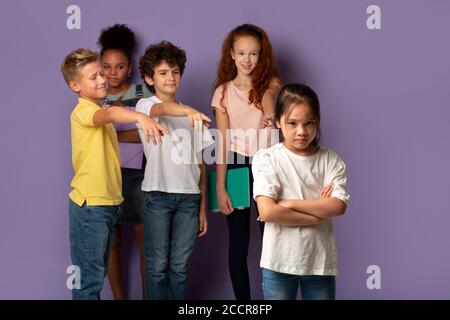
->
[208, 167, 250, 212]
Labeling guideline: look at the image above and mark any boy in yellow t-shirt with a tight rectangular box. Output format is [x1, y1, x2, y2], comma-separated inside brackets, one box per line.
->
[60, 48, 210, 300]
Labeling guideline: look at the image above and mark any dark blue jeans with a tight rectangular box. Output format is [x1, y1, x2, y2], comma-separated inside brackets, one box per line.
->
[143, 191, 200, 300]
[69, 200, 120, 300]
[117, 168, 145, 224]
[262, 268, 336, 300]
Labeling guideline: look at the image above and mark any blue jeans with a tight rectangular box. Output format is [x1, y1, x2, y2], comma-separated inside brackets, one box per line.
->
[262, 268, 336, 300]
[143, 191, 200, 300]
[69, 200, 120, 300]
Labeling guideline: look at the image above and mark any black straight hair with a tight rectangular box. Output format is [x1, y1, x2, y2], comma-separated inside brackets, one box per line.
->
[275, 83, 321, 146]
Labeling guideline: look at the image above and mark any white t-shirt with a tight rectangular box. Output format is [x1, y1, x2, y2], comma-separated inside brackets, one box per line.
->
[252, 143, 350, 276]
[135, 96, 214, 193]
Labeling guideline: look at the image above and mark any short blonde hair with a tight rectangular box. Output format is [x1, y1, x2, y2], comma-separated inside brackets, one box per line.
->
[60, 48, 99, 85]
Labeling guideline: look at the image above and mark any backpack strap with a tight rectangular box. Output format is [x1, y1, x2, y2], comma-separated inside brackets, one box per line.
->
[100, 97, 110, 106]
[136, 84, 144, 99]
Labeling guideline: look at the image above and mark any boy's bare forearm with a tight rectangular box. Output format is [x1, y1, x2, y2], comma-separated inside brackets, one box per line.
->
[150, 101, 191, 117]
[94, 106, 142, 125]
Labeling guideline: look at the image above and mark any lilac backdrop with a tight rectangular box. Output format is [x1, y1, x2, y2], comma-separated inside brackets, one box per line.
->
[1, 0, 449, 299]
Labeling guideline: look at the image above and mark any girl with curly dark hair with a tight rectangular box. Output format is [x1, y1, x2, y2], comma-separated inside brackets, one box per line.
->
[98, 24, 151, 300]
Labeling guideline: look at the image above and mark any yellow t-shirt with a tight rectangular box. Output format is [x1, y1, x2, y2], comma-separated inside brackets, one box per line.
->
[69, 98, 123, 206]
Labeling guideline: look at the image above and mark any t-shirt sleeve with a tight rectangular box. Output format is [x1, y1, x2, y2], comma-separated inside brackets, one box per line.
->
[211, 86, 226, 113]
[72, 103, 99, 127]
[135, 98, 158, 129]
[328, 156, 350, 205]
[252, 150, 281, 201]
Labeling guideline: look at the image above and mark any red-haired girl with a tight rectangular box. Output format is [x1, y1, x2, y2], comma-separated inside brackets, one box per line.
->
[211, 23, 282, 300]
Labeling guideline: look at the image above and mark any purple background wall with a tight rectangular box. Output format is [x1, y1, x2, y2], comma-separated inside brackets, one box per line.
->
[1, 0, 449, 299]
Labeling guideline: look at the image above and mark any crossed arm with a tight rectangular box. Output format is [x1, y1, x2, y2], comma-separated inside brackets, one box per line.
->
[256, 184, 347, 226]
[277, 198, 347, 220]
[256, 196, 324, 226]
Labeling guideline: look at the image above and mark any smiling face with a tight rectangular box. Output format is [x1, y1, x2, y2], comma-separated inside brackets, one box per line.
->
[101, 49, 131, 92]
[231, 35, 261, 77]
[144, 61, 180, 100]
[69, 61, 107, 103]
[277, 103, 319, 156]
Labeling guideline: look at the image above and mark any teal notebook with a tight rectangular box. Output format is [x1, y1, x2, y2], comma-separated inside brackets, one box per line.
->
[208, 168, 250, 212]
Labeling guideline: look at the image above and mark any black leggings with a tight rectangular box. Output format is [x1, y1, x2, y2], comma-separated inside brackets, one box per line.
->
[226, 152, 264, 300]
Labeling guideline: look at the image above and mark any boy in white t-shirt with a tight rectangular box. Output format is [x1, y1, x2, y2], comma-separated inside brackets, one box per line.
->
[135, 41, 214, 300]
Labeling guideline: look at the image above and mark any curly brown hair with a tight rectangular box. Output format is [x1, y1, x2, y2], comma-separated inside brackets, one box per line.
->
[139, 41, 186, 92]
[214, 24, 281, 110]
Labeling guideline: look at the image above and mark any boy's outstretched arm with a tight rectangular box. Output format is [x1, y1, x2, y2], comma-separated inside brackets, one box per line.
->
[256, 196, 324, 226]
[150, 102, 211, 128]
[93, 106, 168, 144]
[198, 160, 208, 237]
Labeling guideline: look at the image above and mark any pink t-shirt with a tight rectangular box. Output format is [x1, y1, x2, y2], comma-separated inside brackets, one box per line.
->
[211, 81, 275, 157]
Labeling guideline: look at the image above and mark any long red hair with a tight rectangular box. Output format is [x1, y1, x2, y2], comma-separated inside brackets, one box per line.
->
[214, 24, 281, 110]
